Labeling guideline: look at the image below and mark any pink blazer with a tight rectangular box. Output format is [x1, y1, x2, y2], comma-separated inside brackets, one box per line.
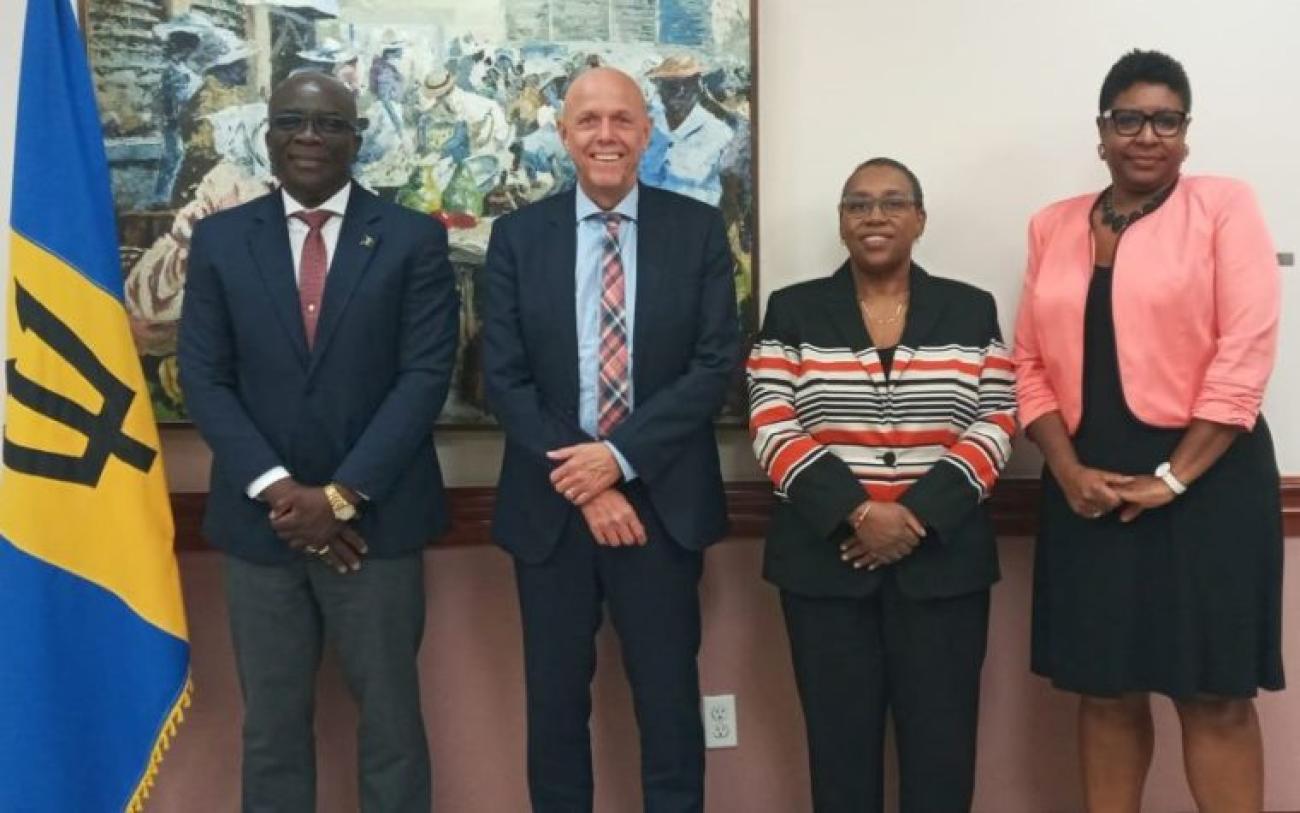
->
[1013, 175, 1279, 433]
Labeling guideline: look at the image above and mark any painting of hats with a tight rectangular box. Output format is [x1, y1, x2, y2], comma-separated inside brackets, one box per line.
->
[420, 69, 456, 103]
[377, 29, 406, 52]
[197, 27, 251, 71]
[646, 54, 705, 79]
[153, 10, 215, 45]
[298, 38, 356, 66]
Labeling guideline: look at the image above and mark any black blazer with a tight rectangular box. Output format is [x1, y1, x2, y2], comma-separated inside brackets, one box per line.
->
[483, 184, 740, 563]
[749, 264, 1016, 599]
[179, 184, 459, 563]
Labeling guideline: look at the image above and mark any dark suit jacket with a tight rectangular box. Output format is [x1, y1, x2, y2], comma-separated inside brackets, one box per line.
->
[179, 183, 459, 563]
[483, 184, 740, 564]
[752, 265, 1014, 599]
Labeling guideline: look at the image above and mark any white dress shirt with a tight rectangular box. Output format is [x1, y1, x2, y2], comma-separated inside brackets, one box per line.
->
[245, 184, 352, 499]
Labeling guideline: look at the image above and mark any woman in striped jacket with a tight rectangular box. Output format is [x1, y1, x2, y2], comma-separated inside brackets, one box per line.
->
[747, 157, 1016, 813]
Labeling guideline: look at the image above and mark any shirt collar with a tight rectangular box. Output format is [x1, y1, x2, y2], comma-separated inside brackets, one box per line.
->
[282, 182, 352, 220]
[575, 183, 638, 224]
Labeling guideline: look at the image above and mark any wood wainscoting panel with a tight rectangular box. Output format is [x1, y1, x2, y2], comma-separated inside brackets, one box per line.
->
[171, 477, 1300, 551]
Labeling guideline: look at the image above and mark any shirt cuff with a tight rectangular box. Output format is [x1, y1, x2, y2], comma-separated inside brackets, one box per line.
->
[247, 467, 290, 500]
[604, 441, 637, 482]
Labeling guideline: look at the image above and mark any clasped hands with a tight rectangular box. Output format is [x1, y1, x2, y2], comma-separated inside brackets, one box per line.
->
[1056, 463, 1176, 522]
[547, 442, 645, 547]
[260, 479, 367, 574]
[840, 501, 927, 571]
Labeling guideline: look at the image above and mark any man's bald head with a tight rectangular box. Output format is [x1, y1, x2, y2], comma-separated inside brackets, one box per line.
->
[269, 71, 358, 121]
[557, 66, 651, 210]
[562, 67, 648, 122]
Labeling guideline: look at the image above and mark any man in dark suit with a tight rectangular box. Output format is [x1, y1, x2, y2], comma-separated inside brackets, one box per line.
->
[178, 72, 458, 812]
[483, 67, 740, 812]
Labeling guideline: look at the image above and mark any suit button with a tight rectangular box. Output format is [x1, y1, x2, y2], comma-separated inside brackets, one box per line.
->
[881, 452, 897, 466]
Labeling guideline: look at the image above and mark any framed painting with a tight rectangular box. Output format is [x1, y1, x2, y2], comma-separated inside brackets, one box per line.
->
[81, 0, 757, 424]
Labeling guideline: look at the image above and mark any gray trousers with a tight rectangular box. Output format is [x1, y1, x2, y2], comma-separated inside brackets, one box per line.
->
[224, 551, 429, 813]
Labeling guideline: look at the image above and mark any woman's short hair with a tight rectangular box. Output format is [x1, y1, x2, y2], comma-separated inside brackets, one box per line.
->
[1099, 49, 1192, 113]
[843, 157, 924, 210]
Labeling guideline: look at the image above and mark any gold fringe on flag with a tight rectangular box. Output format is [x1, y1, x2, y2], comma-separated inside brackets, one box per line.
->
[125, 675, 194, 813]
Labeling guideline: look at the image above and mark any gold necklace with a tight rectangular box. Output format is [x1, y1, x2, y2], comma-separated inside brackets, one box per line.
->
[858, 296, 908, 325]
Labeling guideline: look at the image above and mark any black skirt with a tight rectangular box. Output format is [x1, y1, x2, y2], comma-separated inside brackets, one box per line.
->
[1030, 266, 1285, 698]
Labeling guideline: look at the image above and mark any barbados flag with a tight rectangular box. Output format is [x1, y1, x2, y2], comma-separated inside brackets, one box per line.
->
[0, 0, 191, 810]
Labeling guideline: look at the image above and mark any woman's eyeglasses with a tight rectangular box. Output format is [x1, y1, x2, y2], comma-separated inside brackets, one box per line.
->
[839, 195, 917, 219]
[1100, 109, 1189, 138]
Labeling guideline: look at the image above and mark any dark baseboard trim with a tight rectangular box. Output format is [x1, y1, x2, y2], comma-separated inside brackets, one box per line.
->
[171, 477, 1300, 551]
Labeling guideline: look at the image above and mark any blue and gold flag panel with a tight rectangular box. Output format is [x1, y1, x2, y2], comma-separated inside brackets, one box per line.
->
[0, 0, 191, 810]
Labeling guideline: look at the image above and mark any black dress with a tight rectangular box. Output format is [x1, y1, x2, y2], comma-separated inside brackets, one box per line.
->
[1031, 266, 1285, 698]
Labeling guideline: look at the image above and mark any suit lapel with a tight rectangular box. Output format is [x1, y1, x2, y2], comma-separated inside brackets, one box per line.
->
[545, 192, 580, 407]
[308, 183, 382, 375]
[248, 192, 309, 364]
[892, 263, 943, 380]
[632, 185, 668, 398]
[823, 262, 873, 353]
[819, 262, 888, 384]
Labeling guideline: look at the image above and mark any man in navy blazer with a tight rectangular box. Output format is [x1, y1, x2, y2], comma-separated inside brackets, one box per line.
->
[179, 73, 457, 811]
[484, 67, 739, 812]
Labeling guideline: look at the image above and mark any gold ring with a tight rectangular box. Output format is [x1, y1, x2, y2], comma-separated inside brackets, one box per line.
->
[307, 545, 329, 556]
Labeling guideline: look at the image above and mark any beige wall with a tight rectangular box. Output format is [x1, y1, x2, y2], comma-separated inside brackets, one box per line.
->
[3, 1, 1300, 811]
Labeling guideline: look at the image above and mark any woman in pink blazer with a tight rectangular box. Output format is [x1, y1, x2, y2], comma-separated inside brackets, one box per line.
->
[1014, 50, 1282, 812]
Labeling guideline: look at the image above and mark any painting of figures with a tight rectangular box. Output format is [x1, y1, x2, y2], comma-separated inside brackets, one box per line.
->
[83, 0, 755, 423]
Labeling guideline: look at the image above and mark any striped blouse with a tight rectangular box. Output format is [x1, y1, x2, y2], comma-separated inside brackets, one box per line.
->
[746, 264, 1016, 598]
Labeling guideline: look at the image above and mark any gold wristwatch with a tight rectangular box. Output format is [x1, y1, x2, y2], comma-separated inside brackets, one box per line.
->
[323, 483, 358, 521]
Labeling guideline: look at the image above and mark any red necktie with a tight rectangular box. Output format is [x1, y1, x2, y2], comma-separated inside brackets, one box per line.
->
[293, 210, 331, 347]
[597, 213, 630, 437]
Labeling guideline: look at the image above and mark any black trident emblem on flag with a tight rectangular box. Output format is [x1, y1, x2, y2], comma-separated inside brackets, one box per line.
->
[3, 281, 156, 486]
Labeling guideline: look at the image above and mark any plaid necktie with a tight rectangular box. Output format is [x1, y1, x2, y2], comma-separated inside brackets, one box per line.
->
[292, 210, 331, 347]
[596, 213, 630, 437]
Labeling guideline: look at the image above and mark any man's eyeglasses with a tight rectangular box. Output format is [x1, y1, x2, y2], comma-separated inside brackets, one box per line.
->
[1100, 109, 1189, 138]
[269, 112, 360, 136]
[840, 195, 917, 219]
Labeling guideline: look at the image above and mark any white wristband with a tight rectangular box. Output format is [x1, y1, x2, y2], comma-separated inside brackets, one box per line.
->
[1154, 462, 1187, 496]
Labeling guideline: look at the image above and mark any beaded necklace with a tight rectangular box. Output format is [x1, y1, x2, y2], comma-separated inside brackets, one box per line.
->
[1097, 181, 1175, 234]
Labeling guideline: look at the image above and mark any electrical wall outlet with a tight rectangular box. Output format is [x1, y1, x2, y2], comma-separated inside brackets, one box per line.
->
[701, 694, 738, 748]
